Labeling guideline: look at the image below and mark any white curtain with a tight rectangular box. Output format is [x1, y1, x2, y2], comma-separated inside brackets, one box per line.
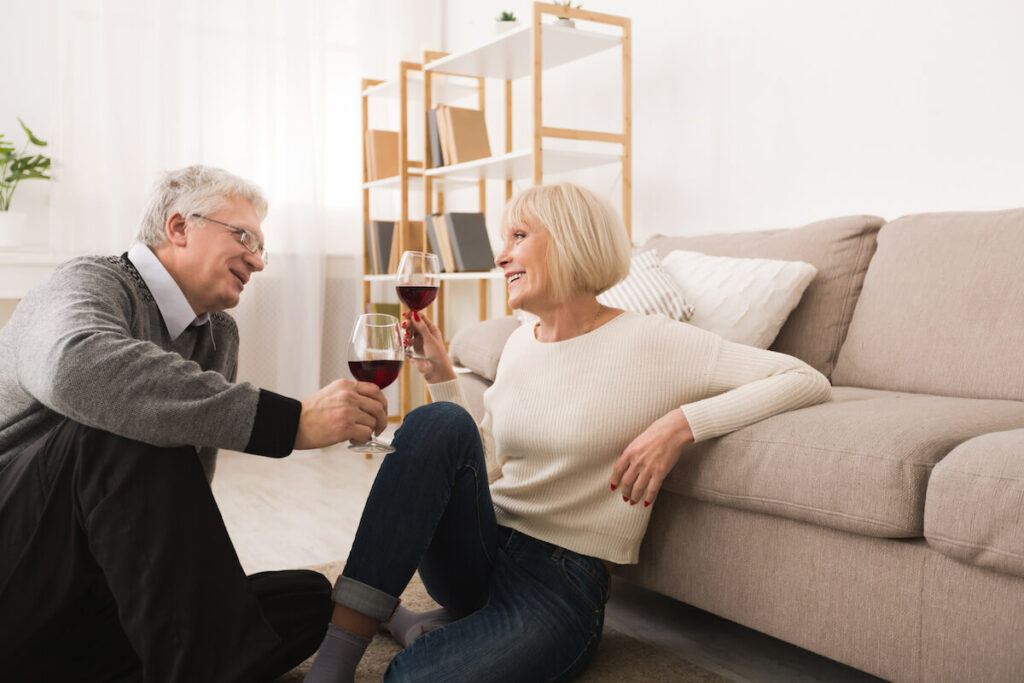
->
[47, 0, 442, 399]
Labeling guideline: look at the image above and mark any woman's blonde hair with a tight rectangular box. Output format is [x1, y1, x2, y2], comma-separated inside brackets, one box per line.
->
[502, 182, 631, 302]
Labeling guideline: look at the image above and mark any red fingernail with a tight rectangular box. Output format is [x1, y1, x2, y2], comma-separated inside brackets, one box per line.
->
[644, 501, 650, 507]
[413, 311, 420, 321]
[610, 483, 616, 491]
[622, 495, 629, 502]
[630, 500, 637, 506]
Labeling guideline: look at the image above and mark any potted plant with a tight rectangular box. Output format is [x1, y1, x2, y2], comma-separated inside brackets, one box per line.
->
[0, 118, 51, 247]
[553, 1, 581, 27]
[496, 10, 518, 34]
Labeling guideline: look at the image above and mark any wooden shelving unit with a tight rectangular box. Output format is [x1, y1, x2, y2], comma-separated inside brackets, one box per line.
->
[361, 2, 631, 420]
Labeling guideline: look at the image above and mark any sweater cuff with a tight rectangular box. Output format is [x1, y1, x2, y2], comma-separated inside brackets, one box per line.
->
[427, 379, 466, 406]
[679, 402, 717, 444]
[243, 389, 302, 458]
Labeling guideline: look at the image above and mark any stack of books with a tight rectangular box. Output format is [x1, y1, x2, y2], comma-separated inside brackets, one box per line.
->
[364, 220, 427, 274]
[427, 106, 491, 168]
[424, 212, 495, 272]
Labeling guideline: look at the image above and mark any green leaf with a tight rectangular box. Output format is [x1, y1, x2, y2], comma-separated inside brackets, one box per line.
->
[18, 117, 48, 147]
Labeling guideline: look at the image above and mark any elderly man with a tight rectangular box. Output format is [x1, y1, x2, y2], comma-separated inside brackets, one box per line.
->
[0, 166, 387, 681]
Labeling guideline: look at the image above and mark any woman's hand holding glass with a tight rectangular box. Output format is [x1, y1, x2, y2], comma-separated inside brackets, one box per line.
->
[401, 310, 457, 385]
[395, 251, 441, 359]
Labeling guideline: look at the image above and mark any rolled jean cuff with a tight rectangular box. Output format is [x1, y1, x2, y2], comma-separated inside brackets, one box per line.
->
[332, 575, 400, 623]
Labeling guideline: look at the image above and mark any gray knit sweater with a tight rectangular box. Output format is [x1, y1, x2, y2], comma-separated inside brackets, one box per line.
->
[0, 254, 300, 477]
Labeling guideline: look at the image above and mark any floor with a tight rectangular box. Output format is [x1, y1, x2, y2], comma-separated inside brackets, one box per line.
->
[212, 440, 884, 683]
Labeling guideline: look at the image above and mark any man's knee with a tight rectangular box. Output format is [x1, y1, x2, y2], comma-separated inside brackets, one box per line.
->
[46, 418, 206, 493]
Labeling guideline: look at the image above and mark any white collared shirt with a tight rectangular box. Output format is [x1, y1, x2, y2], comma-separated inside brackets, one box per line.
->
[127, 243, 212, 342]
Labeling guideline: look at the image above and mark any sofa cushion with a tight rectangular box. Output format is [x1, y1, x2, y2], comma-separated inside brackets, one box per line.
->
[597, 249, 694, 321]
[924, 429, 1024, 578]
[448, 315, 520, 382]
[662, 386, 1024, 538]
[643, 214, 883, 379]
[660, 250, 817, 348]
[832, 208, 1024, 401]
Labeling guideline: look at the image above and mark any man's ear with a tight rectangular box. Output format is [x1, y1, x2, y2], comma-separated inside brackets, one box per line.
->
[166, 212, 189, 247]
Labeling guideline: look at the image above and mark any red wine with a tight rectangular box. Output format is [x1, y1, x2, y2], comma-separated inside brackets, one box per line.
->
[396, 285, 438, 311]
[348, 359, 403, 388]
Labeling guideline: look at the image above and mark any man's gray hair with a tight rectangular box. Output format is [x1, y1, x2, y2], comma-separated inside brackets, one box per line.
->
[136, 165, 269, 247]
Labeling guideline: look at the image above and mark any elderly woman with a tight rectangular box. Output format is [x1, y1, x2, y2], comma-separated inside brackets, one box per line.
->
[307, 182, 831, 682]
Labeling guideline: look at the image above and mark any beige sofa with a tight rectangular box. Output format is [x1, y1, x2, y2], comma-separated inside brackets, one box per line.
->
[446, 209, 1024, 682]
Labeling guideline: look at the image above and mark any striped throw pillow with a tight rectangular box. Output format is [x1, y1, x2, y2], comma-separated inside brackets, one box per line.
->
[598, 249, 695, 321]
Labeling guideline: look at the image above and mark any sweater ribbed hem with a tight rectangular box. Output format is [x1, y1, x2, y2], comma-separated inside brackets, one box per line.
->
[494, 512, 642, 565]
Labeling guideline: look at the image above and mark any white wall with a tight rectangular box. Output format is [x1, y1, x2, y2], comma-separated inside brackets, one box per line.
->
[6, 1, 1023, 250]
[444, 0, 1024, 242]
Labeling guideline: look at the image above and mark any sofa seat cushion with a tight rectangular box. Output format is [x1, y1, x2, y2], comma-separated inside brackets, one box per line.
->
[663, 386, 1024, 538]
[925, 429, 1024, 578]
[643, 214, 883, 379]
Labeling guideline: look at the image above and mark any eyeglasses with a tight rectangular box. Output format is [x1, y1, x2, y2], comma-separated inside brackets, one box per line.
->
[190, 213, 268, 264]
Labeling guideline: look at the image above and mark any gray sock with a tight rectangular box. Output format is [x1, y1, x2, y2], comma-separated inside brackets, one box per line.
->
[303, 624, 371, 683]
[384, 605, 454, 647]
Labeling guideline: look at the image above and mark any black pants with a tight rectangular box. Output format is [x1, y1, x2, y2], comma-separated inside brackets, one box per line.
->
[0, 419, 331, 682]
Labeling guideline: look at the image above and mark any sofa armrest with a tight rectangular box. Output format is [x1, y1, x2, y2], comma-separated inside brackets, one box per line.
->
[449, 316, 520, 382]
[925, 428, 1024, 578]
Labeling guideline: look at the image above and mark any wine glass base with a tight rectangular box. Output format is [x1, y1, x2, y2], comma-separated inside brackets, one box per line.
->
[348, 438, 396, 454]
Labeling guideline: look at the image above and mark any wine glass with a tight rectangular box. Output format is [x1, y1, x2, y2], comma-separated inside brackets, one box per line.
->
[395, 251, 441, 358]
[347, 313, 403, 454]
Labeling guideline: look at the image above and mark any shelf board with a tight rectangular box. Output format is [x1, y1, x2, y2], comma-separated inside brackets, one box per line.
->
[364, 270, 504, 283]
[362, 169, 479, 191]
[362, 72, 479, 101]
[424, 24, 620, 81]
[423, 148, 621, 183]
[362, 170, 421, 191]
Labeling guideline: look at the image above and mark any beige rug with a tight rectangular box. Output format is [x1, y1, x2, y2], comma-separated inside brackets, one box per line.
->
[276, 561, 724, 682]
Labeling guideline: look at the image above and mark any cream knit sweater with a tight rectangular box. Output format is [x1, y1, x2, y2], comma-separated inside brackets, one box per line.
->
[429, 311, 831, 564]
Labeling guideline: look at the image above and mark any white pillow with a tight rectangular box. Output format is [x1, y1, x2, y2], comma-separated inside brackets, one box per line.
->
[598, 250, 694, 321]
[660, 250, 817, 348]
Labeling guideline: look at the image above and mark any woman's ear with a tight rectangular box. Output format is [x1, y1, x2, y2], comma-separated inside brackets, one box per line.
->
[166, 212, 189, 247]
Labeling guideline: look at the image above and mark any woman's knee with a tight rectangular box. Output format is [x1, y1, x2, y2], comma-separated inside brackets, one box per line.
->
[390, 402, 483, 476]
[394, 402, 477, 447]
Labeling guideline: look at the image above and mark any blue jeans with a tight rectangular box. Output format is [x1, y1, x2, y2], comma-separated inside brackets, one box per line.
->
[336, 402, 610, 682]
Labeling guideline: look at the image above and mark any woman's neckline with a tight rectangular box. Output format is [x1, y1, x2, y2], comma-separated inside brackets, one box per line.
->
[531, 307, 627, 344]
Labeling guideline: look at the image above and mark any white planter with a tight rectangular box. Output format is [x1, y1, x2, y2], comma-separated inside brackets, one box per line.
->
[496, 20, 518, 34]
[554, 17, 575, 28]
[0, 212, 29, 248]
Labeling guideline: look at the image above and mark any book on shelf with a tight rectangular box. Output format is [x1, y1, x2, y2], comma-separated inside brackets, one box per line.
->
[445, 212, 495, 272]
[367, 301, 401, 319]
[424, 213, 449, 272]
[364, 221, 377, 273]
[430, 213, 458, 273]
[427, 109, 445, 168]
[435, 105, 491, 166]
[365, 129, 400, 181]
[365, 220, 395, 275]
[421, 212, 493, 273]
[387, 220, 426, 274]
[437, 107, 455, 169]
